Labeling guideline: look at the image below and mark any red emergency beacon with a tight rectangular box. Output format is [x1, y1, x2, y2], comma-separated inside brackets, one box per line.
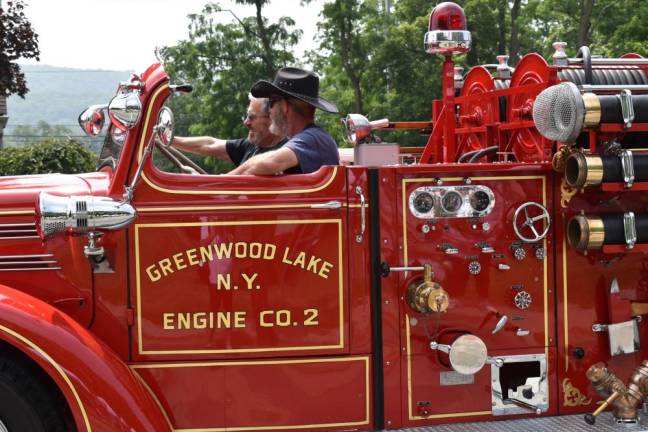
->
[424, 2, 471, 55]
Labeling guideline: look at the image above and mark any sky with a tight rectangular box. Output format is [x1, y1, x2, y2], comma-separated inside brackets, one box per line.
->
[19, 0, 325, 72]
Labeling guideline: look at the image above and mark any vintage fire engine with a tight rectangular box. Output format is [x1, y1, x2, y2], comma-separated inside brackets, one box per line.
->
[2, 2, 648, 431]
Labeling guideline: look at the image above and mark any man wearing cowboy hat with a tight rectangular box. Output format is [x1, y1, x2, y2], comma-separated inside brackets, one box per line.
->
[229, 67, 339, 175]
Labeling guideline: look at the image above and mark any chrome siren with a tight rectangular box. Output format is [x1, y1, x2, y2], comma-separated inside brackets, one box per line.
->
[37, 192, 136, 238]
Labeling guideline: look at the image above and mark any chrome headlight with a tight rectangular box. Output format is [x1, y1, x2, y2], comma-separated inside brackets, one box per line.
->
[37, 192, 137, 238]
[108, 90, 142, 130]
[78, 104, 107, 136]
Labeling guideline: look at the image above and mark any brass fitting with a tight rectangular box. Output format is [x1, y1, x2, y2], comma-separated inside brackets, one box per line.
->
[408, 263, 449, 314]
[567, 215, 605, 251]
[586, 361, 648, 422]
[564, 152, 603, 189]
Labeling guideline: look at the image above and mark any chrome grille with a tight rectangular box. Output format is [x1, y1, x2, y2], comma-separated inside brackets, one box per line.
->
[0, 222, 39, 240]
[0, 254, 61, 271]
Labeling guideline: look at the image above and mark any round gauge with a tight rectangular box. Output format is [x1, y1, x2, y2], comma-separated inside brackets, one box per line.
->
[441, 190, 463, 213]
[413, 192, 435, 214]
[470, 190, 491, 212]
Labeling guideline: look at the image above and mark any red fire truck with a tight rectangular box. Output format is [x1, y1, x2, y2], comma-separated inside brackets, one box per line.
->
[2, 2, 648, 431]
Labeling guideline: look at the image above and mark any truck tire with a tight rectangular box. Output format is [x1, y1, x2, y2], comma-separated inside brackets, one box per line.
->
[0, 355, 74, 432]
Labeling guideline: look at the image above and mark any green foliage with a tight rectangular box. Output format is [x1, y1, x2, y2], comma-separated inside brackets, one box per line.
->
[0, 0, 40, 98]
[0, 138, 96, 176]
[161, 1, 300, 140]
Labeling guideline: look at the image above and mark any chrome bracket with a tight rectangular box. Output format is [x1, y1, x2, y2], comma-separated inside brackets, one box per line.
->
[624, 212, 637, 250]
[619, 89, 635, 129]
[620, 150, 635, 188]
[355, 186, 366, 243]
[592, 323, 608, 332]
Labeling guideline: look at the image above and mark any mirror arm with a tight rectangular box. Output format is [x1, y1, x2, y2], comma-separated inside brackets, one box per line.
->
[123, 131, 157, 204]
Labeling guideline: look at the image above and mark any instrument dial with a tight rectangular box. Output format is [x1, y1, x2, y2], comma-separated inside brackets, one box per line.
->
[441, 191, 463, 213]
[470, 190, 491, 212]
[413, 192, 435, 214]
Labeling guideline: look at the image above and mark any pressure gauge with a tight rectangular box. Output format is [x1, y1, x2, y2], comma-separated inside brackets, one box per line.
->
[470, 190, 491, 212]
[441, 190, 463, 213]
[413, 192, 435, 214]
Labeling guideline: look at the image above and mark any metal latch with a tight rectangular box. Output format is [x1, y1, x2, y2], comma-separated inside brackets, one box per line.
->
[619, 89, 635, 129]
[620, 150, 635, 188]
[624, 212, 637, 249]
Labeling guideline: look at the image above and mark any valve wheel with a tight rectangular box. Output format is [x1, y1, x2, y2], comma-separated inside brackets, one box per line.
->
[513, 202, 551, 243]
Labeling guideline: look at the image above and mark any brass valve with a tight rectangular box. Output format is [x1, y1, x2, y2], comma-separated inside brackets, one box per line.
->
[408, 263, 449, 314]
[585, 361, 648, 424]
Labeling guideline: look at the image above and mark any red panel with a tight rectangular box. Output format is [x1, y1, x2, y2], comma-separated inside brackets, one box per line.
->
[132, 356, 370, 430]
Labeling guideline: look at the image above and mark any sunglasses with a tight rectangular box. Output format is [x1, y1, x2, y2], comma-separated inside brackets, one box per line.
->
[243, 112, 269, 122]
[268, 97, 284, 108]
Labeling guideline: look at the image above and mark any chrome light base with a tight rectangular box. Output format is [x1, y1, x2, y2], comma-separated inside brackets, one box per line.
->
[424, 30, 471, 55]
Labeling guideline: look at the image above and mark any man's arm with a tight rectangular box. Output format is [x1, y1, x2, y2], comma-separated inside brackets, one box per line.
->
[172, 136, 232, 162]
[228, 147, 298, 175]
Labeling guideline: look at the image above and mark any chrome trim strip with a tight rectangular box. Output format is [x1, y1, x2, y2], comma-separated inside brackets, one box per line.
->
[0, 267, 62, 272]
[0, 254, 54, 259]
[0, 236, 40, 240]
[0, 229, 37, 234]
[0, 261, 58, 265]
[0, 223, 36, 228]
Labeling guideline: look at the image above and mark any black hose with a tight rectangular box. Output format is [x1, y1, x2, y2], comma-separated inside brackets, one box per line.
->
[599, 94, 648, 123]
[600, 214, 648, 245]
[468, 145, 498, 163]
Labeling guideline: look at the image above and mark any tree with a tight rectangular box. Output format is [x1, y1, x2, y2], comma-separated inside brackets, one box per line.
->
[0, 0, 40, 98]
[160, 1, 300, 172]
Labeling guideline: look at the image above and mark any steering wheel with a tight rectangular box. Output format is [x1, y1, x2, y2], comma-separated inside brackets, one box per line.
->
[513, 202, 551, 242]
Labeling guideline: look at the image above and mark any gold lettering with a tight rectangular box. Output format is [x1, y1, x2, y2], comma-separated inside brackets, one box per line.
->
[319, 261, 333, 279]
[163, 313, 174, 329]
[178, 313, 191, 329]
[234, 311, 246, 328]
[173, 252, 187, 270]
[146, 264, 162, 282]
[241, 273, 258, 290]
[217, 274, 231, 290]
[264, 243, 276, 260]
[159, 258, 174, 277]
[199, 245, 213, 263]
[306, 256, 321, 274]
[214, 242, 233, 259]
[249, 242, 262, 259]
[217, 312, 230, 328]
[186, 248, 199, 266]
[234, 242, 247, 258]
[282, 247, 293, 265]
[260, 310, 273, 327]
[193, 312, 207, 329]
[292, 251, 306, 268]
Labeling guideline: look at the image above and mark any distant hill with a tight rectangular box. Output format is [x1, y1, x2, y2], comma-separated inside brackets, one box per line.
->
[6, 64, 133, 131]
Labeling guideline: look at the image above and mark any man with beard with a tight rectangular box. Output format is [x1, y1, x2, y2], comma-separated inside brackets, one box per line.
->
[228, 67, 339, 175]
[172, 96, 286, 171]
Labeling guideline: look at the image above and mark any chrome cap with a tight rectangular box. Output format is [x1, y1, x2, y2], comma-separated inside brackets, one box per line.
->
[424, 30, 471, 55]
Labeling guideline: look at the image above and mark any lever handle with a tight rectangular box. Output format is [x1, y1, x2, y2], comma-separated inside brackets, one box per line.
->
[492, 315, 508, 335]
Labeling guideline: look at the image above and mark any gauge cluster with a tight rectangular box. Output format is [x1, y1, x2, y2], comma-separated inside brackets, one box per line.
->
[408, 185, 496, 219]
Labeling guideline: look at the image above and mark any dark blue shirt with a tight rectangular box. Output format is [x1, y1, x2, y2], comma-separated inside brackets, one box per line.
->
[226, 137, 287, 166]
[284, 124, 339, 174]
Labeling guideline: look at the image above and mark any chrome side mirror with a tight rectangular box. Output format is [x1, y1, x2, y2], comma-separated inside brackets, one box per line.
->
[108, 90, 142, 130]
[155, 107, 175, 148]
[78, 104, 107, 136]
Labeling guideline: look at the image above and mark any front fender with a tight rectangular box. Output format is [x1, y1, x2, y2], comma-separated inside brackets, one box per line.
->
[0, 283, 170, 432]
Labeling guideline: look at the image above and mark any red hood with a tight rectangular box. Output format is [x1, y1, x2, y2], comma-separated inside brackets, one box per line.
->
[0, 171, 111, 210]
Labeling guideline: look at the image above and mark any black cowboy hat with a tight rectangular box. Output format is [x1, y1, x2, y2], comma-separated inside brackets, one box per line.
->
[250, 67, 338, 113]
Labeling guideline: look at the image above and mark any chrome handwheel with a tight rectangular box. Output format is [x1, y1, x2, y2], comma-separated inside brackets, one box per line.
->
[513, 202, 551, 242]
